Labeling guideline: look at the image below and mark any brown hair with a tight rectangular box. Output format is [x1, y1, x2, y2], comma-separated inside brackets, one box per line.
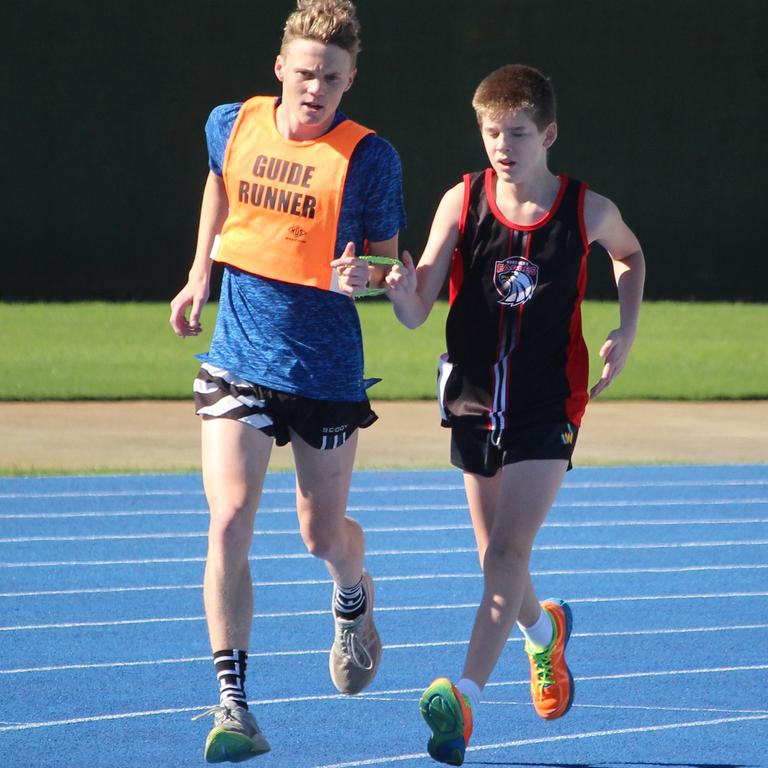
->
[472, 64, 556, 129]
[281, 0, 361, 63]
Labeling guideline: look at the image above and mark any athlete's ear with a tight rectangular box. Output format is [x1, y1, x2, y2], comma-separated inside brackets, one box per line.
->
[543, 122, 558, 149]
[274, 55, 286, 83]
[343, 68, 357, 93]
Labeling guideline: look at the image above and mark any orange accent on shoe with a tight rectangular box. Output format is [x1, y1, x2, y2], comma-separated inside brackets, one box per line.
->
[525, 599, 574, 720]
[451, 682, 474, 747]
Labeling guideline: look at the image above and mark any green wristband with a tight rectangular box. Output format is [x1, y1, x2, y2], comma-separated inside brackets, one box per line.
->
[353, 255, 403, 298]
[359, 255, 402, 267]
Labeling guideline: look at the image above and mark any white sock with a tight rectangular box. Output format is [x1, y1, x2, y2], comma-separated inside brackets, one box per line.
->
[456, 677, 481, 714]
[518, 608, 553, 652]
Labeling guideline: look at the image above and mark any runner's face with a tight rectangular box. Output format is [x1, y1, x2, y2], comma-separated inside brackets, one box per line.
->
[480, 110, 556, 183]
[275, 39, 356, 136]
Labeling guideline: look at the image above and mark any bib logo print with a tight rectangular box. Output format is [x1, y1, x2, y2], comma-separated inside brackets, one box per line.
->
[494, 257, 539, 306]
[286, 224, 307, 243]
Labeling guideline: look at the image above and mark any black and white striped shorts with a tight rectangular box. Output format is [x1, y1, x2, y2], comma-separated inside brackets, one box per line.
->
[193, 363, 377, 450]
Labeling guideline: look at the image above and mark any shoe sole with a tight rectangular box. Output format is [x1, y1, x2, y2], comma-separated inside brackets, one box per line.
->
[204, 728, 271, 763]
[541, 598, 575, 720]
[419, 679, 468, 766]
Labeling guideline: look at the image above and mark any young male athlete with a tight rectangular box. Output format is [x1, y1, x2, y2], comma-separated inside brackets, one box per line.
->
[381, 64, 645, 764]
[169, 1, 405, 762]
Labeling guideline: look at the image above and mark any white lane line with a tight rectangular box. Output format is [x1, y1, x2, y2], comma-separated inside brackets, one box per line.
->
[1, 476, 766, 501]
[1, 670, 765, 735]
[2, 624, 766, 675]
[0, 508, 212, 520]
[311, 713, 768, 768]
[3, 562, 766, 598]
[559, 702, 768, 715]
[476, 695, 768, 717]
[3, 517, 768, 544]
[2, 592, 766, 632]
[564, 479, 768, 489]
[488, 663, 768, 686]
[2, 538, 766, 570]
[3, 497, 768, 520]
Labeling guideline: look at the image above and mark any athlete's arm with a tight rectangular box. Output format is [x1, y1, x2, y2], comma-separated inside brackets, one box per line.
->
[584, 190, 646, 398]
[386, 182, 464, 328]
[169, 171, 229, 337]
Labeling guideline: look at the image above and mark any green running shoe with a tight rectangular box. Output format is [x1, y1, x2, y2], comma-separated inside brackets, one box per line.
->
[193, 700, 270, 763]
[419, 677, 473, 765]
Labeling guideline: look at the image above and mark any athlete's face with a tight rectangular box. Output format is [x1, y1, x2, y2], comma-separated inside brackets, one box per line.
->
[479, 110, 557, 183]
[275, 39, 356, 139]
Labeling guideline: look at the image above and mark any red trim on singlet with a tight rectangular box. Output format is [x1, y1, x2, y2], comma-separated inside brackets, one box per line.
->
[449, 174, 473, 305]
[458, 173, 472, 234]
[576, 182, 590, 251]
[484, 170, 569, 232]
[564, 182, 591, 426]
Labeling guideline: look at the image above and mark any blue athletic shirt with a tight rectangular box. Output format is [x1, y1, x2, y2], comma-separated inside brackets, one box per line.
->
[196, 100, 406, 401]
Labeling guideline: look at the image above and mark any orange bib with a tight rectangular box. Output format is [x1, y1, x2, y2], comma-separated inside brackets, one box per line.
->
[213, 96, 374, 291]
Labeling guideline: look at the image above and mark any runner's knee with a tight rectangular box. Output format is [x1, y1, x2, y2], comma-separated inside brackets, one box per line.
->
[208, 504, 255, 555]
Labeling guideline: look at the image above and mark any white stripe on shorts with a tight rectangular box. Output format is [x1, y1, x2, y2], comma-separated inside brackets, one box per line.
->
[193, 378, 220, 395]
[197, 393, 267, 417]
[240, 412, 274, 429]
[196, 395, 246, 418]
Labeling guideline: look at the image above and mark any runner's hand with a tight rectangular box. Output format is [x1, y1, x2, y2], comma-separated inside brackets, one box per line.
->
[385, 251, 417, 295]
[331, 242, 370, 295]
[169, 276, 209, 337]
[590, 328, 634, 399]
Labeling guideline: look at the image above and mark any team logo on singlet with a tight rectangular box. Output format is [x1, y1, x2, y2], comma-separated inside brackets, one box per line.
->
[494, 257, 539, 306]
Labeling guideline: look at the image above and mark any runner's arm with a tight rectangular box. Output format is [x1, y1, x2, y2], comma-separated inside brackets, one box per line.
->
[169, 172, 229, 337]
[584, 191, 646, 398]
[387, 183, 464, 328]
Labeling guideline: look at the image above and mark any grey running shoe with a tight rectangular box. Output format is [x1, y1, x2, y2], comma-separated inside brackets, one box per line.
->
[193, 699, 271, 763]
[329, 570, 382, 695]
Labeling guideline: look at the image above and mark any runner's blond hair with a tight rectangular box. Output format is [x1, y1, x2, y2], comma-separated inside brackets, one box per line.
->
[282, 0, 361, 63]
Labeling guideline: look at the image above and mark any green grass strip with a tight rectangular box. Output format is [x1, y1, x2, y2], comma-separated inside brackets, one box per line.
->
[2, 300, 766, 401]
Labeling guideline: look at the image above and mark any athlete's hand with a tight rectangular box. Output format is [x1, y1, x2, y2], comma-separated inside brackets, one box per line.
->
[169, 275, 209, 337]
[589, 327, 635, 399]
[331, 242, 370, 295]
[385, 251, 417, 295]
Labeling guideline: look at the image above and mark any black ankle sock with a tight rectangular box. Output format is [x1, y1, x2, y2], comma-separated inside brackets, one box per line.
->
[213, 649, 248, 709]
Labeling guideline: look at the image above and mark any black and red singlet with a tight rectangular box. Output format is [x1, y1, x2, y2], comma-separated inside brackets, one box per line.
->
[439, 170, 591, 442]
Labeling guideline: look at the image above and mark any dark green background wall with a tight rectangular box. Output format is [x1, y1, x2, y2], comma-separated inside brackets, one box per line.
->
[2, 0, 766, 301]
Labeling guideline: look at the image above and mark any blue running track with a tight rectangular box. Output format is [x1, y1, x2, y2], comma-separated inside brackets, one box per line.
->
[1, 464, 766, 767]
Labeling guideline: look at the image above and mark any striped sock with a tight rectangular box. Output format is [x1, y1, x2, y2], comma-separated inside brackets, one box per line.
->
[213, 649, 248, 709]
[333, 577, 367, 620]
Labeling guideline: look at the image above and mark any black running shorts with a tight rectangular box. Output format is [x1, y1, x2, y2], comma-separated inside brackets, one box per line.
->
[450, 420, 579, 477]
[193, 364, 377, 450]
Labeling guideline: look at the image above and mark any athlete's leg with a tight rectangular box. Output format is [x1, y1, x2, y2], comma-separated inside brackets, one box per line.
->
[290, 429, 363, 586]
[201, 417, 272, 651]
[460, 459, 568, 688]
[462, 469, 499, 567]
[290, 429, 381, 695]
[195, 417, 274, 761]
[463, 471, 545, 633]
